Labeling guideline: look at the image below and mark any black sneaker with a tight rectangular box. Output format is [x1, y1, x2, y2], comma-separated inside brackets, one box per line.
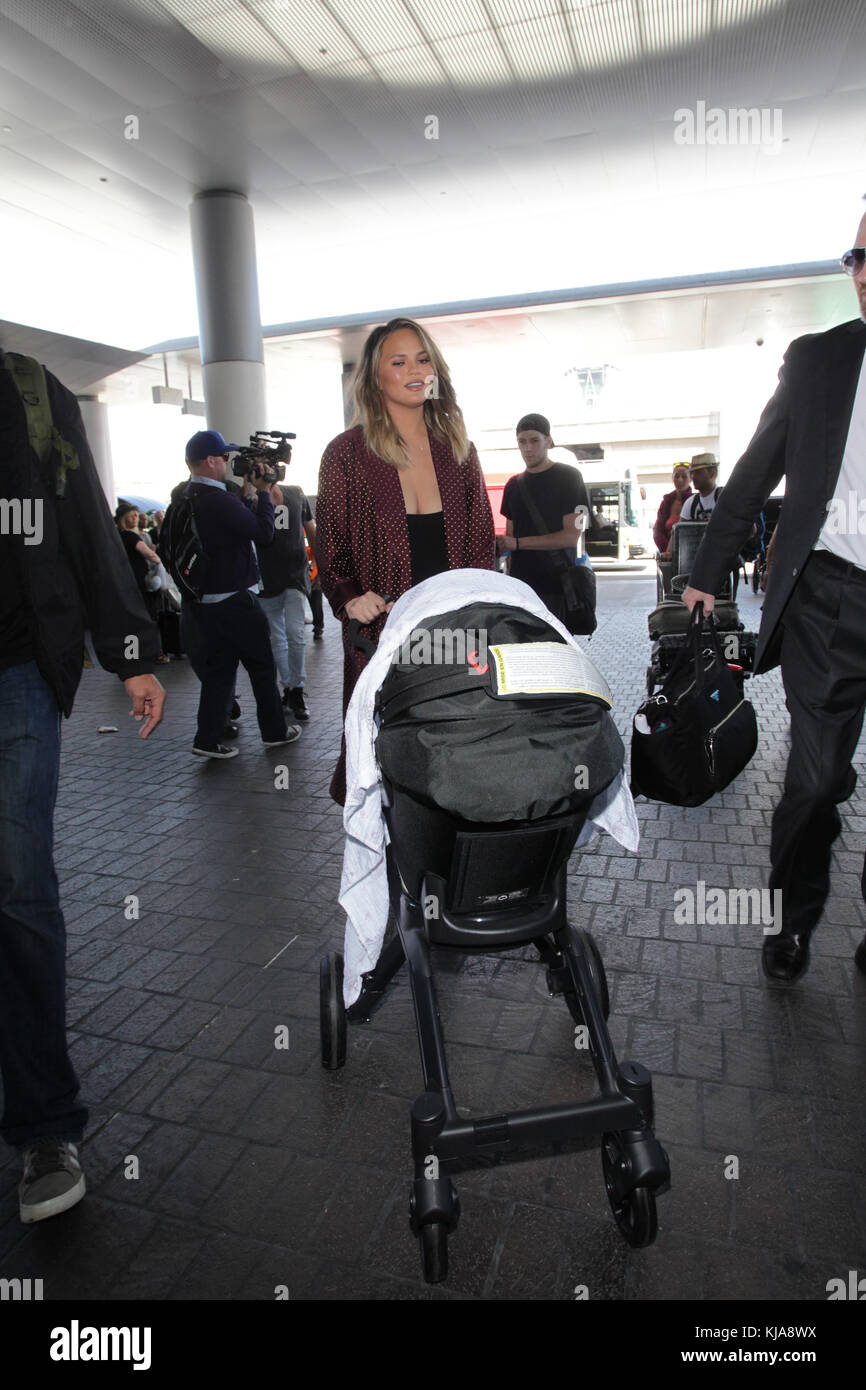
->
[19, 1139, 86, 1223]
[193, 742, 239, 759]
[222, 723, 239, 740]
[287, 688, 310, 720]
[313, 630, 324, 641]
[263, 727, 302, 747]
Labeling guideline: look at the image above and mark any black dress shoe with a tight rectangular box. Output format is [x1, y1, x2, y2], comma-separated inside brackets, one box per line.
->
[762, 930, 811, 983]
[286, 687, 309, 720]
[855, 934, 866, 976]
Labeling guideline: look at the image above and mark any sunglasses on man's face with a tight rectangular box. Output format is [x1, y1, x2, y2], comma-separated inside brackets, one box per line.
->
[841, 248, 866, 275]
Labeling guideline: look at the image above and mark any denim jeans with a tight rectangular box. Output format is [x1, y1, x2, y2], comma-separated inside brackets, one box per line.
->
[257, 588, 307, 690]
[0, 661, 87, 1150]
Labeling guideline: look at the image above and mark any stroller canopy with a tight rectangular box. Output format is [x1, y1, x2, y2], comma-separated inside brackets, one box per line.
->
[376, 601, 624, 824]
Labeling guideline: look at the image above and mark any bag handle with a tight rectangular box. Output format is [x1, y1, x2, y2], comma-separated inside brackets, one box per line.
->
[652, 601, 722, 701]
[688, 601, 728, 695]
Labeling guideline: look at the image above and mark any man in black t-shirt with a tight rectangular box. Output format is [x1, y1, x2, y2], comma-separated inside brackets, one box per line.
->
[257, 481, 317, 720]
[499, 412, 590, 622]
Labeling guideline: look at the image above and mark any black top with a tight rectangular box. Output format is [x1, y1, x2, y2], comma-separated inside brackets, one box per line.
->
[501, 462, 590, 599]
[257, 485, 313, 597]
[119, 528, 149, 599]
[407, 510, 449, 585]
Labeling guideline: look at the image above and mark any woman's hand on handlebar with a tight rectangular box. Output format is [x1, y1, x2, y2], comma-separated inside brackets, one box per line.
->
[345, 591, 393, 625]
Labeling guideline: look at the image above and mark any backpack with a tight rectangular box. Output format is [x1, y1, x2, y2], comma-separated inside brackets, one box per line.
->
[158, 489, 210, 602]
[2, 351, 80, 495]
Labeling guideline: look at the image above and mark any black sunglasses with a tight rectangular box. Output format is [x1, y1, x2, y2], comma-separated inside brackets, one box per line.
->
[841, 247, 865, 275]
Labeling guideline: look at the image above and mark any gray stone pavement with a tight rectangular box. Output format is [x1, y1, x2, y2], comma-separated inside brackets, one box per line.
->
[1, 570, 864, 1302]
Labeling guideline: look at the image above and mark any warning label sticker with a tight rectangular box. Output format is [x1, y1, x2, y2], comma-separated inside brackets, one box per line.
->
[488, 642, 612, 707]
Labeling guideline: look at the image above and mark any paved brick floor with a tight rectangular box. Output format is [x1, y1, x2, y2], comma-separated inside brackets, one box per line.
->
[1, 571, 864, 1301]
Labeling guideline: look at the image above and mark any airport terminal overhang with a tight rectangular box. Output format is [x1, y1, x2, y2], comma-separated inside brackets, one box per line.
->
[1, 0, 865, 354]
[83, 259, 850, 407]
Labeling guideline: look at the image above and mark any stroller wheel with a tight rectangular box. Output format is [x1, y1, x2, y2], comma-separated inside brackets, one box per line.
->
[419, 1221, 448, 1284]
[601, 1138, 658, 1248]
[319, 952, 347, 1070]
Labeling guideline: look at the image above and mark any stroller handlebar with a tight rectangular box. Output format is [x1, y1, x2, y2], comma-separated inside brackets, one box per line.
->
[347, 593, 394, 655]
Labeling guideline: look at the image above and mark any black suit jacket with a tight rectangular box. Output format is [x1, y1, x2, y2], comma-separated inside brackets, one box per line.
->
[1, 361, 159, 714]
[690, 318, 866, 672]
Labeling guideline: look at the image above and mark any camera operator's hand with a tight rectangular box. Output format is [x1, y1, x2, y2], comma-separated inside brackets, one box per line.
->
[242, 463, 271, 496]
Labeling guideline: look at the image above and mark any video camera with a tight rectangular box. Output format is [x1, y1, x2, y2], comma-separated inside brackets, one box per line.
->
[231, 431, 296, 485]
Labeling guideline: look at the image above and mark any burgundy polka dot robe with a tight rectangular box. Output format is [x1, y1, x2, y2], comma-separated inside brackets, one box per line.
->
[316, 423, 496, 803]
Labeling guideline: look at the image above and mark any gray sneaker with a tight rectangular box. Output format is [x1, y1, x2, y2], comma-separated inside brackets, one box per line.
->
[19, 1139, 86, 1223]
[263, 727, 302, 747]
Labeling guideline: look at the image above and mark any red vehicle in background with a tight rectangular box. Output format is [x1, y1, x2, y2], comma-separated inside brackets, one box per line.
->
[484, 475, 510, 536]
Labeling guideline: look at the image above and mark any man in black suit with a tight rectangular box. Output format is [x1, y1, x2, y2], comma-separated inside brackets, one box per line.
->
[684, 207, 866, 984]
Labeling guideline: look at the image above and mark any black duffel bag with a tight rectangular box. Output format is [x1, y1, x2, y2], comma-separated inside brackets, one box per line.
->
[375, 603, 622, 823]
[630, 602, 758, 806]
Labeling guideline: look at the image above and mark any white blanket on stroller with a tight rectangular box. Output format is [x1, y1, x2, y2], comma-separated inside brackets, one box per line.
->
[339, 569, 639, 1006]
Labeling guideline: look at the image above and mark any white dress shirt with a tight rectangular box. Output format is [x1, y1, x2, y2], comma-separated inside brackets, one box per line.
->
[814, 352, 866, 567]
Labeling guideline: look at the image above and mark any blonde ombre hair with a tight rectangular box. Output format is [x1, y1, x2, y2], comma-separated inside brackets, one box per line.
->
[351, 317, 470, 468]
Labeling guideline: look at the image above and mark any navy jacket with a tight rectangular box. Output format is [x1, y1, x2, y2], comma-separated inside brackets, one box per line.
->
[185, 480, 275, 596]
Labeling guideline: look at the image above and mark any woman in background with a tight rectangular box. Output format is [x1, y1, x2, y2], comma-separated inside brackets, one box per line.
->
[115, 503, 170, 662]
[653, 463, 693, 560]
[316, 316, 495, 804]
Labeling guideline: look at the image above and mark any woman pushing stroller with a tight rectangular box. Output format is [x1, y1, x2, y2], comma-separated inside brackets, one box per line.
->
[315, 317, 496, 804]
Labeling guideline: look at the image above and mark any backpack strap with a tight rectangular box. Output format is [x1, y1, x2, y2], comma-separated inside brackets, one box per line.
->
[692, 486, 722, 522]
[516, 474, 571, 573]
[2, 351, 80, 496]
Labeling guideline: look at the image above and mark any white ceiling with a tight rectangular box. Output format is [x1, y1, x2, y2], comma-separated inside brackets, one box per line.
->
[0, 0, 864, 350]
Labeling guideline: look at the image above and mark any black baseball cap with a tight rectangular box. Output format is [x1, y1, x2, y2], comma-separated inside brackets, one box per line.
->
[185, 430, 241, 463]
[516, 413, 551, 436]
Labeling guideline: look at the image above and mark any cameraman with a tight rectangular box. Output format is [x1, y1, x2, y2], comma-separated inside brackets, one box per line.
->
[184, 430, 301, 758]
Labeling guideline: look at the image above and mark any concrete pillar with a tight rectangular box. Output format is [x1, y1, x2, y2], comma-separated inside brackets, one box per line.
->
[189, 189, 266, 449]
[77, 396, 117, 507]
[341, 361, 356, 430]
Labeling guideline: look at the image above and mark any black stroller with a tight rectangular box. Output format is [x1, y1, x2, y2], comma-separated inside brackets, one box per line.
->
[319, 598, 670, 1284]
